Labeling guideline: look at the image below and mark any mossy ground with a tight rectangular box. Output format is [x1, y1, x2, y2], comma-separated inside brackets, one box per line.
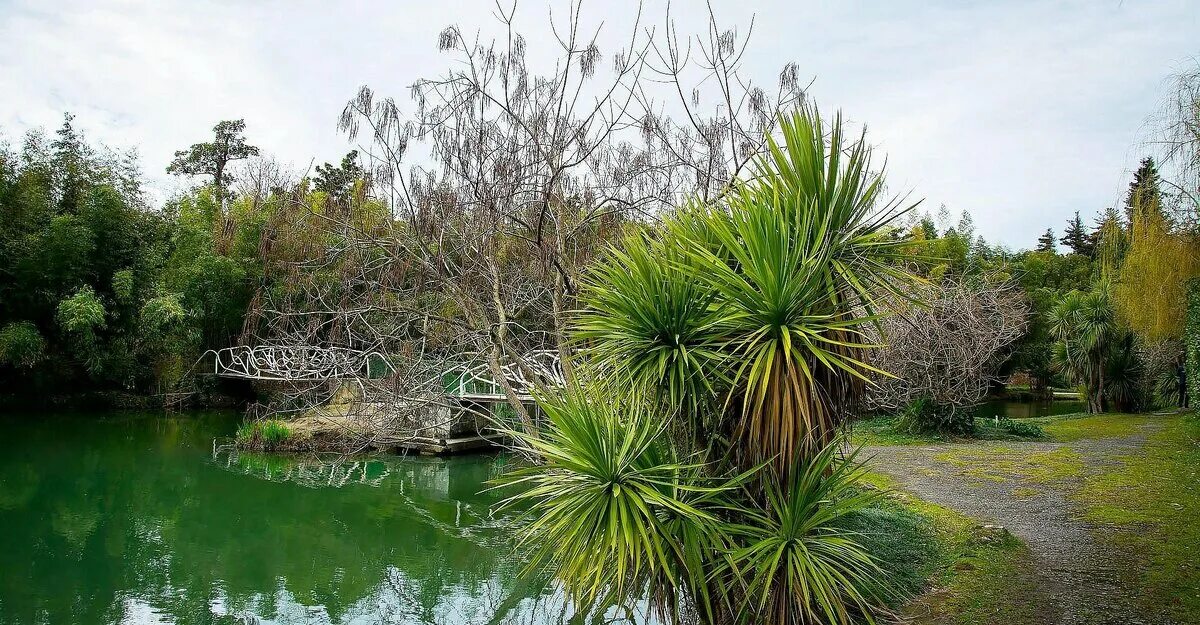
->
[931, 445, 1084, 485]
[1071, 413, 1200, 623]
[1036, 411, 1152, 441]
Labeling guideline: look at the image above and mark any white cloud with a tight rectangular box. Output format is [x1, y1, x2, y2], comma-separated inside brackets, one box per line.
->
[1, 0, 1195, 246]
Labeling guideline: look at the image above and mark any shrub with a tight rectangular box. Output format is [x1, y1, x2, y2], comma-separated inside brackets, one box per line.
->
[0, 321, 46, 368]
[865, 278, 1028, 419]
[994, 417, 1044, 438]
[894, 396, 975, 435]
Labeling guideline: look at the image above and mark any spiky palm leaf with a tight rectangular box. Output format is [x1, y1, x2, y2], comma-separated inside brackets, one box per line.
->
[726, 443, 884, 625]
[575, 233, 726, 425]
[675, 187, 887, 468]
[494, 385, 742, 622]
[581, 104, 917, 472]
[747, 106, 918, 312]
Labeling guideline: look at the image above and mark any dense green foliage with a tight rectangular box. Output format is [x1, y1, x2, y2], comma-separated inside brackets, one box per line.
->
[0, 117, 391, 406]
[5, 109, 1192, 418]
[895, 143, 1194, 415]
[0, 117, 188, 399]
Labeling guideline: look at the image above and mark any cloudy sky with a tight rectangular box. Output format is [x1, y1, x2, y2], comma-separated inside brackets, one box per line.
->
[1, 0, 1196, 247]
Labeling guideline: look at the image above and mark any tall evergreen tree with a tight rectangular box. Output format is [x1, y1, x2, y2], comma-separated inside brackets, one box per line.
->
[918, 214, 937, 240]
[50, 113, 92, 213]
[956, 210, 976, 242]
[1061, 211, 1095, 256]
[1124, 157, 1162, 227]
[1036, 228, 1056, 253]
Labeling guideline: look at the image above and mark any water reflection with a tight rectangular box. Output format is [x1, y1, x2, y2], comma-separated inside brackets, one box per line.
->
[972, 398, 1086, 419]
[0, 412, 610, 625]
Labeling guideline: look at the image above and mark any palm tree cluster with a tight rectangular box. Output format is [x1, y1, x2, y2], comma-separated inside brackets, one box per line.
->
[498, 105, 921, 624]
[1049, 284, 1144, 413]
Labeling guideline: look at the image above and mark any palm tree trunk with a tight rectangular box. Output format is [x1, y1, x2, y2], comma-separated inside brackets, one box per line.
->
[1088, 363, 1103, 413]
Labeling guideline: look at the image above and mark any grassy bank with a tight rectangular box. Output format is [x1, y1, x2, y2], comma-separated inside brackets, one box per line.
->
[850, 414, 1048, 447]
[860, 473, 1048, 624]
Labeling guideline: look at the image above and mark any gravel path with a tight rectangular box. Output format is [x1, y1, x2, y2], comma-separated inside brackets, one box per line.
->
[866, 420, 1169, 625]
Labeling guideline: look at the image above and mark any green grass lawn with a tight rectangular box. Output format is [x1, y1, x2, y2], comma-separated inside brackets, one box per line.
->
[849, 414, 1051, 447]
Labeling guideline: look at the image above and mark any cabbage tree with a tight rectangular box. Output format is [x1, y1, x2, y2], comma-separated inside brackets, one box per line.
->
[505, 104, 919, 624]
[579, 104, 917, 473]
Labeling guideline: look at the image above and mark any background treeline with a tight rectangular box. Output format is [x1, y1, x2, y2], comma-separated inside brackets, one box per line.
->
[1, 110, 1198, 412]
[895, 151, 1198, 421]
[0, 116, 379, 407]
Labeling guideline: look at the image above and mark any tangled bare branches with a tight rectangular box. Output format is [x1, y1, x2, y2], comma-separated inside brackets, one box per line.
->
[866, 278, 1029, 416]
[258, 0, 808, 438]
[1148, 62, 1200, 225]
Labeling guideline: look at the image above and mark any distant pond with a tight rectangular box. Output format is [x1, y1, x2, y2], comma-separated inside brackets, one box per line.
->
[0, 411, 598, 625]
[973, 398, 1086, 419]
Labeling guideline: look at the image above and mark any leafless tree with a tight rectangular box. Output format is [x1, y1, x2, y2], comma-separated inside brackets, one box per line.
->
[255, 0, 808, 438]
[864, 277, 1029, 419]
[1148, 61, 1200, 227]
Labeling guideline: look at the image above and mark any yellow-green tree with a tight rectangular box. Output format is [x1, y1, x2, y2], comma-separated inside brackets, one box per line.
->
[1114, 199, 1200, 342]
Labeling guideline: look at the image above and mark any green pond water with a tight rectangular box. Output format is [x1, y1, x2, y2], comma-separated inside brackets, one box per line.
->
[0, 411, 575, 625]
[973, 398, 1086, 419]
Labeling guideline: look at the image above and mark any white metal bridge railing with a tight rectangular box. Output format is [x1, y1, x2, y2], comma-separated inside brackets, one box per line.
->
[445, 350, 564, 401]
[209, 345, 564, 401]
[210, 345, 392, 381]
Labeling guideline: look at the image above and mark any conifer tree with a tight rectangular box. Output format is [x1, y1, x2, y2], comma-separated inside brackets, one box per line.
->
[1124, 157, 1162, 227]
[1036, 228, 1056, 253]
[1061, 211, 1095, 256]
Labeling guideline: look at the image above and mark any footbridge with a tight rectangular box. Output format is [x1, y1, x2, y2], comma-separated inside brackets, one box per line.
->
[209, 345, 563, 401]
